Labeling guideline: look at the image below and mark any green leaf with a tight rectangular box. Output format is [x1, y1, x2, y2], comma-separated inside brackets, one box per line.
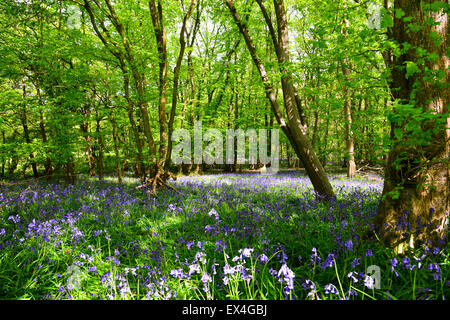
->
[395, 8, 405, 19]
[405, 61, 421, 79]
[403, 16, 412, 23]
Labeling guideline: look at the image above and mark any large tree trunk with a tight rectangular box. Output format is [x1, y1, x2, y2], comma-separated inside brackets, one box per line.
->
[225, 0, 335, 200]
[374, 0, 449, 251]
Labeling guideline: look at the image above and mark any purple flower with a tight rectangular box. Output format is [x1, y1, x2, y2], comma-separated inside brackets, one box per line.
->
[401, 257, 410, 269]
[93, 230, 102, 237]
[321, 253, 335, 270]
[170, 268, 184, 279]
[201, 272, 212, 284]
[223, 264, 236, 275]
[345, 239, 353, 251]
[390, 258, 399, 277]
[347, 272, 358, 283]
[239, 248, 254, 258]
[189, 263, 200, 275]
[88, 265, 98, 274]
[324, 283, 339, 295]
[259, 254, 269, 263]
[278, 264, 295, 290]
[364, 275, 375, 289]
[111, 257, 120, 266]
[310, 247, 321, 265]
[302, 279, 316, 299]
[208, 208, 219, 220]
[194, 251, 206, 264]
[351, 258, 360, 268]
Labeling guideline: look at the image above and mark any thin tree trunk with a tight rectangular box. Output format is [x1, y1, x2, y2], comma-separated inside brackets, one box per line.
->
[110, 111, 123, 184]
[122, 67, 145, 179]
[165, 0, 197, 171]
[95, 110, 104, 181]
[82, 0, 148, 180]
[225, 0, 335, 200]
[35, 75, 53, 177]
[1, 131, 5, 178]
[80, 107, 96, 177]
[20, 81, 38, 178]
[341, 19, 356, 178]
[149, 0, 169, 171]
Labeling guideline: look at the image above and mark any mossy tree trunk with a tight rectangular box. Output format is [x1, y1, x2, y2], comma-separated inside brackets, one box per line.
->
[374, 0, 449, 251]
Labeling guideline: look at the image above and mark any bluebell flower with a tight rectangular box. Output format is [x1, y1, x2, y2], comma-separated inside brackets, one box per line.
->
[321, 253, 335, 270]
[201, 272, 212, 284]
[351, 258, 360, 268]
[259, 254, 269, 263]
[170, 268, 184, 279]
[208, 208, 219, 220]
[345, 239, 353, 251]
[347, 272, 358, 283]
[239, 248, 254, 258]
[324, 283, 339, 295]
[364, 275, 375, 289]
[278, 264, 295, 290]
[390, 258, 399, 277]
[189, 263, 201, 275]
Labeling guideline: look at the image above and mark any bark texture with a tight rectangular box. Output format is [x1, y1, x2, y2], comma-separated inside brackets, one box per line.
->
[374, 0, 449, 250]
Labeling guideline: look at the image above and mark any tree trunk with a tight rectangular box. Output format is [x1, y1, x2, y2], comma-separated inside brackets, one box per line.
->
[225, 0, 335, 200]
[1, 131, 5, 178]
[122, 68, 145, 179]
[35, 75, 53, 177]
[95, 112, 104, 181]
[149, 0, 169, 171]
[165, 0, 197, 171]
[20, 82, 38, 178]
[82, 0, 149, 180]
[343, 86, 356, 178]
[374, 0, 449, 250]
[110, 111, 123, 184]
[80, 108, 96, 177]
[341, 19, 356, 179]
